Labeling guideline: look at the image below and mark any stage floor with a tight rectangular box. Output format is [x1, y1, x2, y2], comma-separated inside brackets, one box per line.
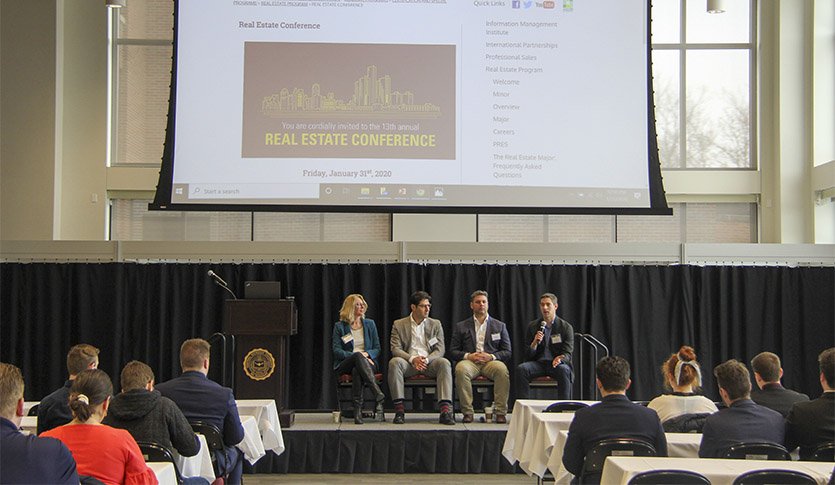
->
[246, 412, 517, 474]
[290, 411, 512, 430]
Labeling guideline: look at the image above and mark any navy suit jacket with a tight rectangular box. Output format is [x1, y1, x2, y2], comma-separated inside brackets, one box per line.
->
[448, 316, 512, 363]
[37, 380, 73, 435]
[524, 316, 574, 364]
[563, 394, 668, 478]
[1, 417, 78, 484]
[155, 370, 245, 447]
[785, 392, 835, 460]
[698, 398, 785, 458]
[751, 383, 809, 417]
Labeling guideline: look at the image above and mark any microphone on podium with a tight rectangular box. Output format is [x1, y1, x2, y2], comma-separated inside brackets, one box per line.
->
[207, 269, 237, 299]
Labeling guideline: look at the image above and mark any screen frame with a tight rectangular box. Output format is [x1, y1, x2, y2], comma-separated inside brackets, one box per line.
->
[150, 0, 671, 216]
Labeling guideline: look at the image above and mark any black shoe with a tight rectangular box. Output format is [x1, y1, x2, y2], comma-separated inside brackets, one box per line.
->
[439, 411, 455, 425]
[393, 412, 405, 424]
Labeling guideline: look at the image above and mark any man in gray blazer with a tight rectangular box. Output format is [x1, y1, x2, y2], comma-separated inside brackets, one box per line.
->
[449, 290, 512, 423]
[389, 290, 454, 425]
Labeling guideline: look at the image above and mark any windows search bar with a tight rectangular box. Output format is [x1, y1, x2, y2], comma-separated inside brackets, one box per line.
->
[187, 183, 320, 199]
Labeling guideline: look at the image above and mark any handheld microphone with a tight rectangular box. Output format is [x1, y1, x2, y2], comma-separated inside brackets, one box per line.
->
[539, 321, 547, 333]
[207, 269, 228, 287]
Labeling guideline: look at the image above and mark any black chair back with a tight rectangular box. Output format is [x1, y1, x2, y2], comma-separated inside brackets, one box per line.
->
[581, 438, 657, 484]
[27, 404, 39, 417]
[731, 469, 817, 485]
[189, 421, 224, 451]
[724, 442, 791, 461]
[189, 420, 228, 481]
[136, 440, 184, 485]
[627, 469, 710, 485]
[544, 401, 589, 413]
[811, 442, 835, 462]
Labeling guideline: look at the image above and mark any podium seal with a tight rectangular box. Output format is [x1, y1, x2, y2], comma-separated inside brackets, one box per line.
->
[243, 348, 276, 381]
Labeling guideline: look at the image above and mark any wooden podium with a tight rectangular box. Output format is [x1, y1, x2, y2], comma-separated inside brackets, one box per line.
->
[223, 299, 297, 425]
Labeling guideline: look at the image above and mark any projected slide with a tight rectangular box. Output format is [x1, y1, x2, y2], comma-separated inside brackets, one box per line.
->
[241, 43, 456, 160]
[164, 0, 662, 212]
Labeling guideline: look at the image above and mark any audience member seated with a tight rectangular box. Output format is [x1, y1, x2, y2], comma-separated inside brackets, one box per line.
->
[785, 347, 835, 460]
[699, 359, 785, 458]
[156, 338, 245, 484]
[0, 362, 79, 484]
[103, 361, 208, 484]
[750, 351, 809, 417]
[41, 369, 158, 485]
[38, 343, 100, 434]
[563, 356, 668, 484]
[647, 345, 718, 432]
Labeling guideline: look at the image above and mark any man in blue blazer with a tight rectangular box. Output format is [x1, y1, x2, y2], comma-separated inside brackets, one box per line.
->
[1, 363, 78, 484]
[449, 290, 512, 423]
[699, 359, 785, 458]
[563, 356, 667, 484]
[156, 338, 245, 484]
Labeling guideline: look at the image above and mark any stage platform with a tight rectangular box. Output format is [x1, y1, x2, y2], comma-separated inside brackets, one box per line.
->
[244, 412, 518, 474]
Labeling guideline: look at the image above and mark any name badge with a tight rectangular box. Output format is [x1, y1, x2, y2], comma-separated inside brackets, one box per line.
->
[428, 337, 439, 347]
[491, 332, 501, 341]
[551, 334, 562, 344]
[341, 334, 353, 344]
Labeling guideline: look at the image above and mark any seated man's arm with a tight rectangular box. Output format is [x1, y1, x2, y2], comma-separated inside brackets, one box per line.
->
[223, 391, 246, 446]
[562, 418, 585, 477]
[166, 399, 201, 457]
[390, 322, 412, 361]
[448, 322, 466, 362]
[698, 419, 718, 458]
[783, 407, 800, 452]
[492, 323, 512, 362]
[652, 416, 668, 457]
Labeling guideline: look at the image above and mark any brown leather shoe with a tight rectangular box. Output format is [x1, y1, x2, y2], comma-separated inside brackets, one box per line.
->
[462, 413, 474, 423]
[495, 414, 507, 424]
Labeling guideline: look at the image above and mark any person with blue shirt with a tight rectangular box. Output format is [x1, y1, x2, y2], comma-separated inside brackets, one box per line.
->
[0, 362, 78, 485]
[332, 294, 385, 424]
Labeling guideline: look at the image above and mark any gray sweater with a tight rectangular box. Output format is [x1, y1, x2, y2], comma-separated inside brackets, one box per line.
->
[103, 389, 200, 457]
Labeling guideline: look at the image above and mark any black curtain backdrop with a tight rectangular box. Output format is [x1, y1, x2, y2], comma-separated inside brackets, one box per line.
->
[1, 263, 832, 408]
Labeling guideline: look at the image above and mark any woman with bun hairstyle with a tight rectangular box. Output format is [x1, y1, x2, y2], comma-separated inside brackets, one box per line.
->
[42, 369, 158, 485]
[647, 346, 718, 430]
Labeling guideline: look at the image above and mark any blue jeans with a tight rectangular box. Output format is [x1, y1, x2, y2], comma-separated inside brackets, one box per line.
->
[514, 360, 573, 400]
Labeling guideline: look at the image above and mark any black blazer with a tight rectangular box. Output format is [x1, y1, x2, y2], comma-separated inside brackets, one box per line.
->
[785, 392, 835, 460]
[448, 316, 512, 363]
[751, 383, 809, 417]
[698, 398, 785, 458]
[524, 316, 574, 364]
[562, 394, 668, 479]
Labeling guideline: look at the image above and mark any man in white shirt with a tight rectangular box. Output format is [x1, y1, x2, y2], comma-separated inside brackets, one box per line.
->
[449, 290, 512, 423]
[388, 291, 454, 425]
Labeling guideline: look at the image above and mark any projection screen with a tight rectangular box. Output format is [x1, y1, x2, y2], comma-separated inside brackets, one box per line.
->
[151, 0, 670, 215]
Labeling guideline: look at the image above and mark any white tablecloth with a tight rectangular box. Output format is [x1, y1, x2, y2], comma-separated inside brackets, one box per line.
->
[147, 462, 177, 485]
[19, 416, 37, 435]
[518, 412, 578, 476]
[235, 399, 285, 455]
[600, 456, 835, 485]
[174, 433, 215, 482]
[23, 401, 39, 416]
[545, 431, 703, 483]
[502, 399, 598, 464]
[236, 415, 266, 464]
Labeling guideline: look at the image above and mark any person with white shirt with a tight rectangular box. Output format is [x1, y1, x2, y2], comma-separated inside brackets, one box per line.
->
[647, 345, 718, 432]
[388, 291, 454, 425]
[332, 294, 385, 424]
[448, 290, 512, 423]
